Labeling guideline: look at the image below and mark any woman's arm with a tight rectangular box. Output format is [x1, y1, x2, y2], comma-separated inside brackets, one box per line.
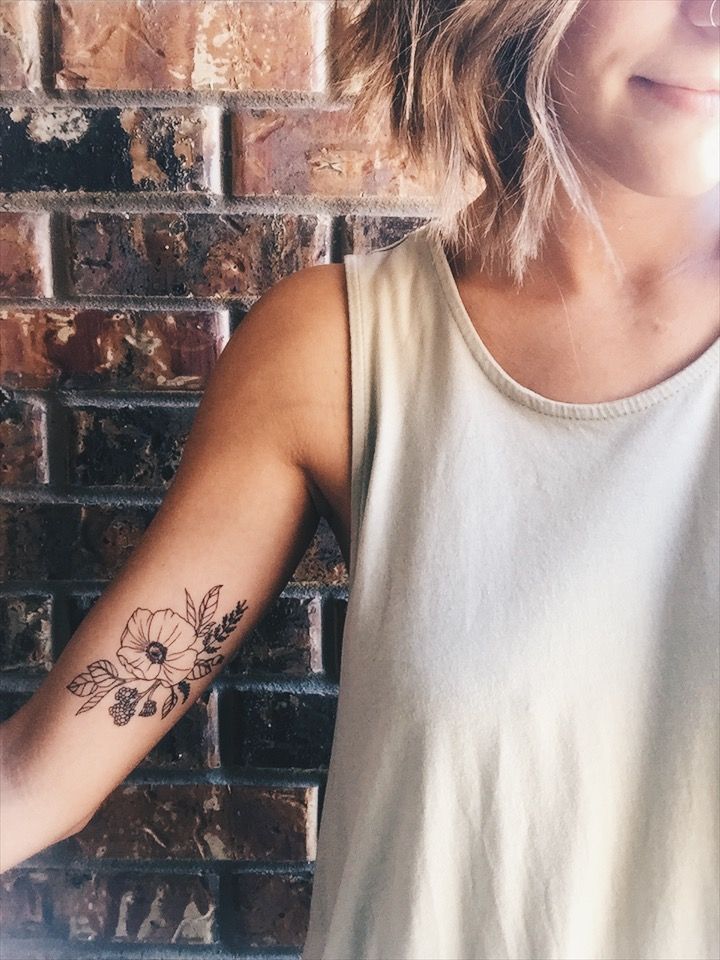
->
[0, 267, 336, 873]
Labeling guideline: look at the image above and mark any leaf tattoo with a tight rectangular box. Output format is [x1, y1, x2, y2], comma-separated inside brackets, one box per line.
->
[66, 585, 248, 726]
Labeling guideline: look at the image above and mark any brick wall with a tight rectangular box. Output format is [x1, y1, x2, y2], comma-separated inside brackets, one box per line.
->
[0, 2, 439, 957]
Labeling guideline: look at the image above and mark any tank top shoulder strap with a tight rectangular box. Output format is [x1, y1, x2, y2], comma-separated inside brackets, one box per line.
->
[342, 223, 439, 587]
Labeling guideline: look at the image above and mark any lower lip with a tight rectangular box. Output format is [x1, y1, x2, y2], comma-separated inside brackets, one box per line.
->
[631, 76, 720, 117]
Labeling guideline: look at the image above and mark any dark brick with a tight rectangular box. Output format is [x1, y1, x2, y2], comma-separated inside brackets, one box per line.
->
[54, 0, 320, 92]
[322, 597, 347, 683]
[67, 213, 329, 299]
[0, 504, 155, 581]
[339, 213, 430, 255]
[219, 690, 337, 770]
[141, 687, 220, 770]
[225, 872, 312, 949]
[0, 310, 228, 391]
[0, 595, 53, 672]
[0, 213, 52, 297]
[291, 516, 347, 586]
[64, 783, 317, 861]
[226, 595, 322, 677]
[0, 867, 218, 944]
[0, 107, 220, 192]
[0, 689, 31, 723]
[232, 107, 438, 198]
[0, 391, 48, 484]
[67, 405, 197, 487]
[0, 2, 41, 91]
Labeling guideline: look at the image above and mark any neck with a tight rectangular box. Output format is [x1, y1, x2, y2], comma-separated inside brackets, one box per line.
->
[458, 178, 720, 304]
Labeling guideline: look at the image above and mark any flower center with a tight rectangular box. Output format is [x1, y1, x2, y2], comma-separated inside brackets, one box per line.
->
[146, 641, 168, 664]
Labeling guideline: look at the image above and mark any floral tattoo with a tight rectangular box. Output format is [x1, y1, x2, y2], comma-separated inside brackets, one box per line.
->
[66, 585, 248, 726]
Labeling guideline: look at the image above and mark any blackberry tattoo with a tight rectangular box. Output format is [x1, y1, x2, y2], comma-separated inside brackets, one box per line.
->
[66, 585, 248, 726]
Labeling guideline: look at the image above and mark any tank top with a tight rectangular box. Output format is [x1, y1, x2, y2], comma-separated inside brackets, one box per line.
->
[301, 222, 720, 960]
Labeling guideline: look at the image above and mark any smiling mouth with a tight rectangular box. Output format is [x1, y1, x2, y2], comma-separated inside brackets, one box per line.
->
[631, 76, 720, 116]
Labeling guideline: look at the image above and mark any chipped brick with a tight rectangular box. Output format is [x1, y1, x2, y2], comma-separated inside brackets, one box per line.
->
[67, 213, 329, 300]
[67, 405, 196, 487]
[0, 595, 53, 672]
[0, 1, 42, 91]
[0, 310, 227, 391]
[0, 107, 220, 192]
[65, 783, 317, 861]
[0, 213, 52, 298]
[0, 391, 49, 484]
[232, 107, 439, 198]
[54, 0, 320, 92]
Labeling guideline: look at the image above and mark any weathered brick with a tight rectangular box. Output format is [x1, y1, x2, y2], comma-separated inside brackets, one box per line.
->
[64, 783, 317, 861]
[0, 310, 227, 390]
[339, 213, 430, 256]
[0, 595, 53, 672]
[232, 108, 438, 198]
[225, 872, 312, 949]
[67, 214, 329, 299]
[55, 0, 321, 91]
[291, 516, 347, 586]
[219, 690, 337, 770]
[0, 868, 218, 944]
[226, 595, 322, 676]
[67, 405, 197, 487]
[0, 213, 52, 298]
[0, 1, 41, 91]
[0, 391, 49, 484]
[0, 107, 221, 192]
[0, 504, 155, 581]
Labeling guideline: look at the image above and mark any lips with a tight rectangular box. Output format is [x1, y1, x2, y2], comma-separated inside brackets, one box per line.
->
[631, 76, 720, 116]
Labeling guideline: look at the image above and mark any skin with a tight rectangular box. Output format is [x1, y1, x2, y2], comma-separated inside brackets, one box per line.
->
[445, 0, 720, 405]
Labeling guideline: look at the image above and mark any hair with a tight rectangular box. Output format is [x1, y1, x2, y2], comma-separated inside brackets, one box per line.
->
[329, 0, 620, 287]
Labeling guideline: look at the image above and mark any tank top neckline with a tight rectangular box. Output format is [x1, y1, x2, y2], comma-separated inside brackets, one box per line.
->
[416, 221, 720, 421]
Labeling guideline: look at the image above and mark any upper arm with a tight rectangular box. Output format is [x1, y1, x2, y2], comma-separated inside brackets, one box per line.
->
[1, 265, 342, 843]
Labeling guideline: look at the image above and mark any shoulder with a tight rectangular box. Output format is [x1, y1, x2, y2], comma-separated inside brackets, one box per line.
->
[225, 260, 351, 480]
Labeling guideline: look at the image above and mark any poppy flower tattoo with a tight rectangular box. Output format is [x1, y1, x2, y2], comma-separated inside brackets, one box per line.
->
[66, 585, 248, 726]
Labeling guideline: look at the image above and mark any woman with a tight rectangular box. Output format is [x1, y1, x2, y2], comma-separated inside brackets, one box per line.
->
[2, 1, 718, 958]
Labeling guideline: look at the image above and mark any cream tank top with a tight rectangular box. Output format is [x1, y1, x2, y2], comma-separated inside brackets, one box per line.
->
[301, 222, 720, 960]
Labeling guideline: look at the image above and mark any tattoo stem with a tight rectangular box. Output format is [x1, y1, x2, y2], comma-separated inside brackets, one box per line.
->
[137, 678, 162, 703]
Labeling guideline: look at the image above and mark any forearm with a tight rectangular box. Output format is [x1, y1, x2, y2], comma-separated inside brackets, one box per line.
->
[0, 715, 91, 874]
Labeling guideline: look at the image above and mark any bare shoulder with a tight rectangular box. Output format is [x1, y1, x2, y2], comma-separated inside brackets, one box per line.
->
[234, 262, 351, 539]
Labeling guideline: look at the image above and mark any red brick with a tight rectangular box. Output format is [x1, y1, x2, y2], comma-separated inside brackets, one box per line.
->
[64, 783, 317, 861]
[55, 0, 321, 91]
[67, 213, 329, 300]
[0, 213, 52, 297]
[0, 1, 42, 91]
[0, 392, 48, 484]
[0, 310, 228, 390]
[225, 873, 312, 949]
[232, 108, 439, 198]
[0, 595, 53, 672]
[0, 868, 218, 943]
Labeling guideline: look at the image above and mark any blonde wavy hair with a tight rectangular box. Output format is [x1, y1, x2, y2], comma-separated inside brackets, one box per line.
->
[330, 0, 619, 287]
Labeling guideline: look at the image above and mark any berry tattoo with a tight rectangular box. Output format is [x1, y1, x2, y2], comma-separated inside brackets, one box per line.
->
[66, 586, 248, 726]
